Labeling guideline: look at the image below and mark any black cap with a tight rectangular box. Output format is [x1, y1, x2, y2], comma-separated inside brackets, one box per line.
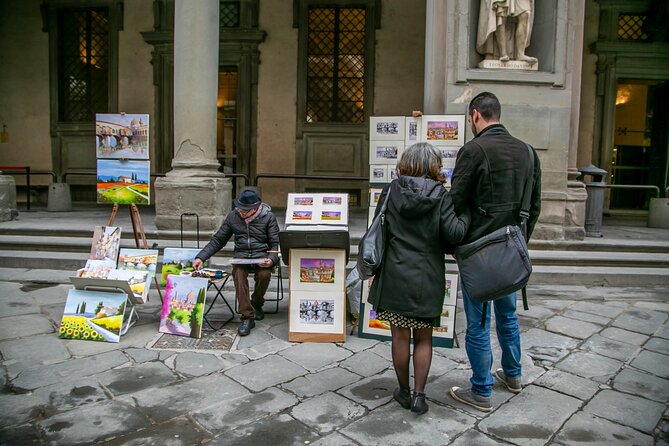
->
[234, 189, 261, 210]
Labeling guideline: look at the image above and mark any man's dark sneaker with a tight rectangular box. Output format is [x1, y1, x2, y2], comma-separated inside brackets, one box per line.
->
[449, 386, 492, 412]
[411, 392, 429, 415]
[238, 319, 255, 336]
[494, 368, 522, 393]
[393, 387, 411, 409]
[254, 306, 265, 321]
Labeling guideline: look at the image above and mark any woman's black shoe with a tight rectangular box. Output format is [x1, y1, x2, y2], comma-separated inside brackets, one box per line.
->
[393, 387, 411, 409]
[411, 392, 429, 414]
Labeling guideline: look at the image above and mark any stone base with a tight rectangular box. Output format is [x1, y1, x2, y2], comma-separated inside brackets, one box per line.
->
[154, 174, 232, 231]
[563, 179, 587, 240]
[47, 183, 72, 212]
[0, 174, 18, 222]
[478, 59, 539, 71]
[648, 198, 669, 229]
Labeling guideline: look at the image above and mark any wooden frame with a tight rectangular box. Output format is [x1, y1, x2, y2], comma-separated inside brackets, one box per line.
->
[421, 114, 466, 146]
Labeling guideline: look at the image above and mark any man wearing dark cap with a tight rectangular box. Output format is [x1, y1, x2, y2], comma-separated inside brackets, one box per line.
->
[193, 189, 280, 336]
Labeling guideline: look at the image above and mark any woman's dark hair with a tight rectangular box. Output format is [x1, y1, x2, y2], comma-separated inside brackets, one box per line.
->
[396, 142, 445, 183]
[468, 91, 501, 121]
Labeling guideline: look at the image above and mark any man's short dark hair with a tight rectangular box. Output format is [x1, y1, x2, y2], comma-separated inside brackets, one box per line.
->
[468, 92, 501, 121]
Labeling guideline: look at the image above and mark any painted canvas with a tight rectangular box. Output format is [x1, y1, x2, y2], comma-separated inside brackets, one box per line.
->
[159, 275, 209, 338]
[96, 159, 150, 205]
[420, 115, 465, 146]
[289, 249, 345, 292]
[160, 248, 205, 286]
[108, 269, 150, 304]
[95, 113, 149, 159]
[117, 248, 158, 276]
[299, 258, 335, 284]
[89, 226, 122, 262]
[59, 289, 127, 343]
[78, 259, 116, 279]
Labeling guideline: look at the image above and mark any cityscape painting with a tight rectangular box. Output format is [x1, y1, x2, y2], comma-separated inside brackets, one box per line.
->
[159, 275, 209, 338]
[95, 113, 149, 159]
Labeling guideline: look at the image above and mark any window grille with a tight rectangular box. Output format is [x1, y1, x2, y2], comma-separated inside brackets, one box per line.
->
[617, 14, 648, 41]
[306, 7, 366, 124]
[57, 9, 109, 122]
[220, 1, 240, 28]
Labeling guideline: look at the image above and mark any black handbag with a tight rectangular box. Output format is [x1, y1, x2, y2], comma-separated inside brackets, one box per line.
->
[356, 188, 390, 279]
[454, 144, 535, 325]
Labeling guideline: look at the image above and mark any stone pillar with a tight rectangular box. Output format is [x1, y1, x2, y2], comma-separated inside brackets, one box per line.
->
[423, 0, 447, 114]
[153, 0, 232, 231]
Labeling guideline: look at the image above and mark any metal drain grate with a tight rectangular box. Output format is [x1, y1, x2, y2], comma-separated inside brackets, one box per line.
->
[149, 327, 237, 352]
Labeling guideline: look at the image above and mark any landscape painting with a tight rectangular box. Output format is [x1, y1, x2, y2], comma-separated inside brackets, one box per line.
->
[59, 289, 127, 343]
[89, 226, 122, 262]
[95, 113, 149, 159]
[159, 275, 209, 338]
[96, 159, 150, 205]
[108, 269, 150, 304]
[117, 248, 158, 275]
[159, 248, 204, 286]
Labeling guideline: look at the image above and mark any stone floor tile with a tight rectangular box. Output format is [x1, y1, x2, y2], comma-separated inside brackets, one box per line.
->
[644, 336, 669, 355]
[193, 387, 298, 433]
[337, 369, 396, 410]
[0, 284, 40, 317]
[241, 337, 293, 360]
[97, 416, 212, 446]
[122, 347, 159, 363]
[612, 367, 669, 402]
[279, 342, 352, 371]
[97, 361, 178, 396]
[310, 431, 360, 446]
[434, 343, 469, 363]
[225, 354, 307, 391]
[173, 351, 225, 377]
[580, 334, 640, 362]
[0, 392, 45, 429]
[16, 283, 70, 306]
[341, 333, 379, 353]
[235, 324, 273, 349]
[568, 301, 626, 318]
[556, 351, 622, 383]
[583, 389, 665, 434]
[478, 385, 582, 446]
[612, 308, 667, 335]
[517, 304, 556, 320]
[32, 375, 109, 414]
[0, 334, 71, 367]
[339, 401, 476, 446]
[366, 342, 392, 362]
[339, 349, 390, 377]
[532, 368, 600, 401]
[599, 326, 649, 346]
[521, 328, 580, 363]
[554, 411, 654, 446]
[282, 367, 361, 398]
[655, 323, 669, 340]
[634, 301, 669, 313]
[429, 368, 513, 416]
[562, 309, 611, 326]
[630, 349, 669, 378]
[0, 314, 54, 341]
[450, 429, 502, 446]
[291, 391, 365, 434]
[206, 413, 321, 445]
[0, 424, 44, 445]
[545, 315, 601, 340]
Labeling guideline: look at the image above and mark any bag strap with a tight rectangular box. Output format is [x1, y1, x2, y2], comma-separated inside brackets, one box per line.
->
[519, 144, 535, 312]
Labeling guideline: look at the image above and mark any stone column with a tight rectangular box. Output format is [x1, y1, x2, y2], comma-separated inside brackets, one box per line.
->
[423, 0, 447, 114]
[153, 0, 232, 231]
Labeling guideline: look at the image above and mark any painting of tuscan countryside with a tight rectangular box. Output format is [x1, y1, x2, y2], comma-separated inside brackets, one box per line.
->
[95, 113, 149, 159]
[159, 248, 206, 286]
[96, 159, 150, 205]
[159, 275, 209, 338]
[59, 289, 127, 343]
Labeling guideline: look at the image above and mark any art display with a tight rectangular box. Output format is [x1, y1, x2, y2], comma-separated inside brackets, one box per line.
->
[420, 115, 466, 146]
[117, 248, 158, 275]
[59, 289, 127, 343]
[405, 116, 422, 142]
[289, 290, 345, 339]
[369, 116, 405, 141]
[284, 193, 349, 226]
[369, 141, 403, 165]
[159, 248, 206, 286]
[289, 249, 345, 292]
[89, 226, 122, 262]
[96, 159, 150, 205]
[108, 269, 150, 304]
[444, 273, 459, 306]
[357, 278, 391, 341]
[369, 165, 389, 183]
[159, 275, 209, 338]
[95, 113, 149, 159]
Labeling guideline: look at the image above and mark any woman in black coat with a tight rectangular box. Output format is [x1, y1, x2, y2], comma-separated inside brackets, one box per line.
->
[367, 143, 469, 414]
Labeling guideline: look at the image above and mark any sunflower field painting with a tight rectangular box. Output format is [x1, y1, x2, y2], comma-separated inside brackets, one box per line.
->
[59, 289, 127, 343]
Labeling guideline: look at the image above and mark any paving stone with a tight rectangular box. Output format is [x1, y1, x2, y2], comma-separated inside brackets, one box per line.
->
[554, 411, 654, 446]
[612, 367, 669, 402]
[634, 301, 669, 313]
[516, 304, 556, 320]
[532, 368, 600, 401]
[521, 328, 579, 363]
[580, 334, 639, 362]
[291, 391, 365, 434]
[225, 354, 306, 391]
[120, 373, 249, 423]
[599, 326, 649, 346]
[583, 389, 665, 434]
[17, 283, 70, 306]
[655, 323, 669, 340]
[479, 385, 581, 446]
[540, 299, 577, 311]
[206, 413, 321, 445]
[0, 423, 44, 446]
[430, 368, 513, 415]
[644, 336, 669, 355]
[0, 314, 54, 341]
[123, 347, 159, 363]
[0, 392, 43, 428]
[32, 375, 108, 414]
[366, 342, 392, 362]
[240, 338, 293, 360]
[630, 349, 669, 378]
[568, 301, 626, 319]
[282, 367, 360, 398]
[0, 285, 40, 317]
[310, 431, 359, 446]
[11, 350, 128, 391]
[97, 362, 178, 396]
[544, 315, 601, 340]
[235, 325, 273, 350]
[173, 351, 225, 377]
[342, 333, 379, 353]
[556, 351, 623, 383]
[450, 429, 506, 446]
[339, 400, 476, 446]
[612, 308, 667, 335]
[428, 353, 459, 379]
[279, 342, 352, 371]
[36, 400, 151, 445]
[337, 369, 396, 410]
[562, 309, 611, 326]
[193, 387, 298, 433]
[434, 343, 469, 363]
[97, 416, 212, 446]
[339, 349, 390, 377]
[0, 334, 70, 367]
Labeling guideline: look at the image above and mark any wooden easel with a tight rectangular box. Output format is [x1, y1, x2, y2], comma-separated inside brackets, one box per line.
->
[108, 203, 164, 302]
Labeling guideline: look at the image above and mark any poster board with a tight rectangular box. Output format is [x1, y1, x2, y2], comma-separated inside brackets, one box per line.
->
[285, 193, 349, 227]
[288, 248, 346, 342]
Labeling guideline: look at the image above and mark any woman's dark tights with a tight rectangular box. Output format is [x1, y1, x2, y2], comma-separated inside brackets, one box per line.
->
[390, 325, 434, 393]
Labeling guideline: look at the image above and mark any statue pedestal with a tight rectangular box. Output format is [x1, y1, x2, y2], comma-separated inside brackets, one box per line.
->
[477, 59, 539, 71]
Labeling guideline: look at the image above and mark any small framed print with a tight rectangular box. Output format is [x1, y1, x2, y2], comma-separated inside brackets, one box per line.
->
[289, 291, 346, 342]
[358, 278, 392, 342]
[433, 304, 456, 347]
[389, 166, 399, 181]
[438, 147, 459, 161]
[421, 115, 465, 146]
[405, 116, 422, 142]
[369, 165, 389, 183]
[289, 248, 346, 293]
[370, 141, 403, 165]
[370, 116, 405, 141]
[369, 188, 383, 207]
[367, 206, 376, 228]
[444, 273, 459, 306]
[441, 167, 454, 187]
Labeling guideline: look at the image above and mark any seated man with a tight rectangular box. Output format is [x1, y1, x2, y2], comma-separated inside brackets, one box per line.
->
[193, 189, 280, 336]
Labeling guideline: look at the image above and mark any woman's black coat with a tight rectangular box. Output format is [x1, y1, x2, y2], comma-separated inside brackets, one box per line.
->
[367, 176, 469, 319]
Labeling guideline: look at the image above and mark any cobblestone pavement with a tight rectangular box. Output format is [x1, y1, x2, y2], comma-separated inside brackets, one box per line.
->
[0, 271, 667, 445]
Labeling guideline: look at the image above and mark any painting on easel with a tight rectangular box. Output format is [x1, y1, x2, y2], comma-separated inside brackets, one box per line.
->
[96, 159, 150, 205]
[95, 113, 149, 160]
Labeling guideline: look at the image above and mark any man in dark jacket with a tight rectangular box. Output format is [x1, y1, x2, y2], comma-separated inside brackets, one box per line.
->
[193, 189, 280, 336]
[448, 92, 541, 412]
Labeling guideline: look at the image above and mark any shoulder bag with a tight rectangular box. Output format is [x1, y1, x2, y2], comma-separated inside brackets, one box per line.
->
[356, 188, 390, 279]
